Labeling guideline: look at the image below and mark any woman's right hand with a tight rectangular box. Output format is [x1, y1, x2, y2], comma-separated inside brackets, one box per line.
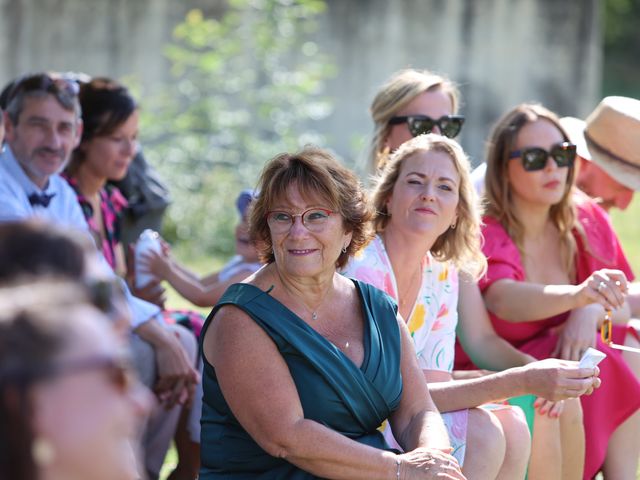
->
[140, 248, 172, 280]
[397, 448, 466, 479]
[574, 268, 628, 310]
[523, 357, 600, 400]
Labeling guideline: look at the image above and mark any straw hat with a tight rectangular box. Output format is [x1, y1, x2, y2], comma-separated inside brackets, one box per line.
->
[584, 96, 640, 191]
[559, 116, 591, 161]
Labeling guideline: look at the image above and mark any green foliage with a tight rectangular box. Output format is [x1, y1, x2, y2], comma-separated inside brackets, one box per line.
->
[142, 0, 335, 258]
[611, 194, 640, 275]
[603, 0, 640, 98]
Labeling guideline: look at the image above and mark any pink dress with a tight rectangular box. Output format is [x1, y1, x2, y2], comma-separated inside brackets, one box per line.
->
[455, 199, 640, 479]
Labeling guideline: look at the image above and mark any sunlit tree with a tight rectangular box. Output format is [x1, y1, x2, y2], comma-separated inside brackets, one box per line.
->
[143, 0, 335, 257]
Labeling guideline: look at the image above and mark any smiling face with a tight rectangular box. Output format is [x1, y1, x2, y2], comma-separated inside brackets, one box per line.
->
[385, 149, 460, 243]
[5, 95, 81, 188]
[384, 89, 454, 152]
[268, 182, 352, 280]
[31, 309, 152, 480]
[507, 118, 571, 208]
[80, 110, 139, 183]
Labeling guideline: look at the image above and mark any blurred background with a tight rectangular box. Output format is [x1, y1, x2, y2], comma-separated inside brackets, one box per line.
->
[1, 0, 639, 267]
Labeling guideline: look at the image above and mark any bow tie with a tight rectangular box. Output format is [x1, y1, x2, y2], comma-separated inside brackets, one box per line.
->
[28, 192, 56, 208]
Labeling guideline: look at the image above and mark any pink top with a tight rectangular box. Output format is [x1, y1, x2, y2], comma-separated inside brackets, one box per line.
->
[456, 197, 640, 479]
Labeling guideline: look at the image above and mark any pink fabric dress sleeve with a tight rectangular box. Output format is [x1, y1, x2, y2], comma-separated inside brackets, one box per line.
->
[574, 198, 635, 282]
[478, 217, 526, 292]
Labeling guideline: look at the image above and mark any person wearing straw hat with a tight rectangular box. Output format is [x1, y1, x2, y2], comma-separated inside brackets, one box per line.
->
[561, 96, 640, 212]
[562, 97, 640, 322]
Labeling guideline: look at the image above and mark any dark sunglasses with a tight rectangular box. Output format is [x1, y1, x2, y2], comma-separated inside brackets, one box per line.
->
[51, 354, 136, 393]
[3, 353, 135, 394]
[509, 142, 576, 171]
[6, 73, 79, 107]
[388, 114, 465, 139]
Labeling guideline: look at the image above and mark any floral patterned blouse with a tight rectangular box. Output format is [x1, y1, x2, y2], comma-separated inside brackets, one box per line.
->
[342, 234, 459, 373]
[63, 174, 128, 270]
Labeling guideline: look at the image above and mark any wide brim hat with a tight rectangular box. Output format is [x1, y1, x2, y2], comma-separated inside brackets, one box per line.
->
[584, 96, 640, 191]
[559, 116, 591, 161]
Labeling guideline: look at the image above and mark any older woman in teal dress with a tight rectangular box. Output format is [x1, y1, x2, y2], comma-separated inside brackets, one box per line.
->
[199, 147, 466, 479]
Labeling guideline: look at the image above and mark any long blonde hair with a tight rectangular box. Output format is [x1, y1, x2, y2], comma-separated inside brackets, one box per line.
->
[369, 69, 460, 171]
[485, 103, 578, 273]
[371, 134, 486, 278]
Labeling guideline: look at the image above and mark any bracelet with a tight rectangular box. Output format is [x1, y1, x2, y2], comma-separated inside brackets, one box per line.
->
[395, 457, 401, 479]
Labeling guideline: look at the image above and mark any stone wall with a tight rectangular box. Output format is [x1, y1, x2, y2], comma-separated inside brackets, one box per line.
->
[0, 0, 601, 166]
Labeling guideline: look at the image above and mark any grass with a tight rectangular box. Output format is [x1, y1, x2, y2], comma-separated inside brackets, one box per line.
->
[156, 252, 222, 480]
[156, 203, 640, 479]
[611, 195, 640, 274]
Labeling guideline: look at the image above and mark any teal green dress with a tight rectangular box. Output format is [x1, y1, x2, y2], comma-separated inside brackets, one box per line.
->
[199, 279, 403, 479]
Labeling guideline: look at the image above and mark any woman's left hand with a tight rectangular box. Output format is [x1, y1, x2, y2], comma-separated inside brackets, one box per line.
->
[551, 305, 601, 361]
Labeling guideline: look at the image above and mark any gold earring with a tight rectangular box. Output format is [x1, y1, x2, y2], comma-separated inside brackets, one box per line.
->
[32, 437, 56, 466]
[450, 221, 457, 229]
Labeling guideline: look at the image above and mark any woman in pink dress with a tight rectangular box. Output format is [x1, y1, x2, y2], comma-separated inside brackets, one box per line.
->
[474, 102, 640, 479]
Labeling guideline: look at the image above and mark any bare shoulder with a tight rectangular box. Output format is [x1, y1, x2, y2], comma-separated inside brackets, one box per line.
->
[202, 299, 276, 367]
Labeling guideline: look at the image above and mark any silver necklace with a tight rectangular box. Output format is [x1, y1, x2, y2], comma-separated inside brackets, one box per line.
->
[279, 279, 330, 321]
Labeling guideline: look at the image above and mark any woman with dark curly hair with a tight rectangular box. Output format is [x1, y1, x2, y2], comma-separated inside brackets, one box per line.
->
[199, 146, 465, 479]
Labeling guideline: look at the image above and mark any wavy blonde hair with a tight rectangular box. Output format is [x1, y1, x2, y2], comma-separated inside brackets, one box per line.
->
[485, 103, 579, 273]
[369, 69, 461, 171]
[371, 134, 486, 278]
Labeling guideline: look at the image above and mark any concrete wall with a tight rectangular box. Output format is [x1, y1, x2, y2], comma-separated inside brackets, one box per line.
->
[319, 0, 601, 167]
[0, 0, 601, 167]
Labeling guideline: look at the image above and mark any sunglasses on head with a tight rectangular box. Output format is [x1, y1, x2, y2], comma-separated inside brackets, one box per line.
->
[6, 73, 79, 107]
[388, 114, 465, 139]
[509, 142, 576, 171]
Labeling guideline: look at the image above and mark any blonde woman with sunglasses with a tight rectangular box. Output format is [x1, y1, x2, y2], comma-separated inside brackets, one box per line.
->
[465, 102, 640, 479]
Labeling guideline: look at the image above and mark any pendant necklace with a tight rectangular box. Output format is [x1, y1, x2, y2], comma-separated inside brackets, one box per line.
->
[279, 276, 330, 321]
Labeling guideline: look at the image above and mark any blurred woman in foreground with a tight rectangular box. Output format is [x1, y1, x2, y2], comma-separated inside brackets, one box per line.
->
[0, 281, 151, 480]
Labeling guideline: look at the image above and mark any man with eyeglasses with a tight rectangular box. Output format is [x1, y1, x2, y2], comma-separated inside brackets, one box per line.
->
[0, 72, 199, 480]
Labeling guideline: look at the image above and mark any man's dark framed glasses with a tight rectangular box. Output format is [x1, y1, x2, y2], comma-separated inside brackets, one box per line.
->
[509, 142, 576, 172]
[388, 114, 465, 139]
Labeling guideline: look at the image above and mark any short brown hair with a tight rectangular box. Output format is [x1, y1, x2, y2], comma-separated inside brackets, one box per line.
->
[250, 146, 375, 269]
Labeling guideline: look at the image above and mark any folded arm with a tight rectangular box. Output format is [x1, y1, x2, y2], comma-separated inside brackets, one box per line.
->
[456, 273, 535, 369]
